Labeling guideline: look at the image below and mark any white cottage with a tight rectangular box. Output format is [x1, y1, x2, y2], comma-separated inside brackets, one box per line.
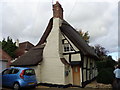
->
[11, 2, 98, 87]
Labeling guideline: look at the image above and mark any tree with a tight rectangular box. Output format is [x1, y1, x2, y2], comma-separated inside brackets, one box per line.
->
[78, 30, 90, 43]
[94, 44, 109, 60]
[0, 36, 18, 58]
[96, 55, 116, 84]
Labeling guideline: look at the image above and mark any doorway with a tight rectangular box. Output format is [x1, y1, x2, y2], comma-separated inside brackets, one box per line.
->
[72, 66, 80, 86]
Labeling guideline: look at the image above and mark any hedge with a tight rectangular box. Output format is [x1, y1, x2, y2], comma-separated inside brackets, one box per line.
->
[96, 68, 114, 84]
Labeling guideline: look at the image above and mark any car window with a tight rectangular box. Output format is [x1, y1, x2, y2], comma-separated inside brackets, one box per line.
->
[2, 69, 10, 75]
[8, 69, 13, 74]
[2, 68, 19, 75]
[24, 69, 35, 76]
[12, 69, 19, 74]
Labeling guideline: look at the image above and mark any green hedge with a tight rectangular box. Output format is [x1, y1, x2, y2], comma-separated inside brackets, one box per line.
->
[96, 59, 115, 72]
[96, 68, 114, 84]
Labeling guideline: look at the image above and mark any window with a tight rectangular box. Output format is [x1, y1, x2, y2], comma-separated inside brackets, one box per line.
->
[74, 67, 78, 72]
[24, 69, 35, 76]
[2, 69, 19, 75]
[2, 69, 10, 75]
[64, 43, 74, 52]
[62, 39, 74, 52]
[12, 69, 19, 74]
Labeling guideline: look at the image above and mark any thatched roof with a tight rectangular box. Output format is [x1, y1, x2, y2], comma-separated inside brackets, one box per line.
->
[11, 18, 53, 67]
[60, 20, 98, 57]
[11, 17, 98, 66]
[11, 45, 44, 66]
[37, 18, 53, 46]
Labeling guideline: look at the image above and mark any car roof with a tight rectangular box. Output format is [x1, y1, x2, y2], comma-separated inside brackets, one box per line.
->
[7, 67, 32, 70]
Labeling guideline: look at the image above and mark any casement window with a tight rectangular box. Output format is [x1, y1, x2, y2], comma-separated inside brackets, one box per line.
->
[62, 39, 74, 52]
[64, 43, 74, 52]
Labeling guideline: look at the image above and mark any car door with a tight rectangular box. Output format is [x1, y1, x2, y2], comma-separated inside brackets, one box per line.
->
[2, 69, 11, 86]
[2, 68, 16, 87]
[8, 68, 19, 86]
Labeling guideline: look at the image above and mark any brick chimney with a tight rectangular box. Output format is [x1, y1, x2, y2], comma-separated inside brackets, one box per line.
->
[53, 1, 63, 19]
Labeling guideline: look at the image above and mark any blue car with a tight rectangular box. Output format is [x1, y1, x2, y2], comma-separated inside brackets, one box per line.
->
[2, 67, 37, 90]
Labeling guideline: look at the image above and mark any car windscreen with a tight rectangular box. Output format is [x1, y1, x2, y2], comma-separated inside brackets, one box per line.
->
[24, 69, 35, 76]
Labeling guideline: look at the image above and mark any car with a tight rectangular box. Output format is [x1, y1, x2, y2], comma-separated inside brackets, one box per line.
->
[2, 67, 37, 90]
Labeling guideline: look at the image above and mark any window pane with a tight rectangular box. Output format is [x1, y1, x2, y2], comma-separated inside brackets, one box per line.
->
[24, 69, 35, 76]
[12, 69, 19, 74]
[2, 69, 9, 75]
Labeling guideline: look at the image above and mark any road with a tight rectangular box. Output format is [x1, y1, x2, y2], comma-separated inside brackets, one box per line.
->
[2, 86, 112, 90]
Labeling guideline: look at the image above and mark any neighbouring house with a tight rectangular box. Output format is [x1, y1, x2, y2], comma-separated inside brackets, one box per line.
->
[0, 48, 12, 72]
[15, 41, 34, 57]
[11, 2, 98, 87]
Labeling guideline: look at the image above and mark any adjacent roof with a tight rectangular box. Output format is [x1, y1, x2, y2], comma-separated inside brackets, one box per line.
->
[0, 48, 12, 60]
[15, 41, 34, 57]
[11, 18, 53, 66]
[60, 20, 98, 57]
[11, 45, 44, 66]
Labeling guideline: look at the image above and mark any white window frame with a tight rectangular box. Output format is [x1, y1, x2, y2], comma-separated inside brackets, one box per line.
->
[64, 43, 74, 52]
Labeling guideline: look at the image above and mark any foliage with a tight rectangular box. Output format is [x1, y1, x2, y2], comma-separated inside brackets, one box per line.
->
[78, 30, 90, 43]
[94, 44, 109, 59]
[96, 68, 114, 84]
[96, 56, 116, 71]
[96, 55, 116, 84]
[0, 36, 18, 58]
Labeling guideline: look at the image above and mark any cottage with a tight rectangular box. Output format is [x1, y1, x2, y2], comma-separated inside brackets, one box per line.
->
[11, 2, 98, 87]
[0, 48, 12, 72]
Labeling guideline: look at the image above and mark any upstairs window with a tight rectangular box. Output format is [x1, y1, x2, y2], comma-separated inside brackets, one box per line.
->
[64, 43, 74, 52]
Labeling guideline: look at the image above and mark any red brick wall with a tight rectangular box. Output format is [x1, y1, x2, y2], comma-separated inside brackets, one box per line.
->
[53, 1, 63, 19]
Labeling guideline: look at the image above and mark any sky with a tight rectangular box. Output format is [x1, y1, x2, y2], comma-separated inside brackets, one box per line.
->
[0, 0, 119, 60]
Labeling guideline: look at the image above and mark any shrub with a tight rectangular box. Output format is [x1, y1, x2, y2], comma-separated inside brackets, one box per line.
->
[96, 68, 114, 84]
[96, 61, 106, 72]
[96, 59, 116, 72]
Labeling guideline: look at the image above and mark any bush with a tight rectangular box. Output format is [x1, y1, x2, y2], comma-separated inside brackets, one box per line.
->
[96, 59, 116, 72]
[96, 68, 114, 84]
[96, 61, 106, 72]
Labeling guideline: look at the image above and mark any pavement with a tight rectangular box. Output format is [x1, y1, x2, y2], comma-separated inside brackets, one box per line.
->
[2, 81, 112, 90]
[85, 80, 112, 89]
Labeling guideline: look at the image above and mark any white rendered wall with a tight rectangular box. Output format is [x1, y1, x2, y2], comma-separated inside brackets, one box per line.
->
[71, 54, 81, 61]
[41, 18, 65, 84]
[64, 65, 73, 85]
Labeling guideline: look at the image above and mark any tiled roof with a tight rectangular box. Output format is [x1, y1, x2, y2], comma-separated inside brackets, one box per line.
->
[0, 48, 12, 60]
[60, 20, 98, 57]
[15, 41, 34, 57]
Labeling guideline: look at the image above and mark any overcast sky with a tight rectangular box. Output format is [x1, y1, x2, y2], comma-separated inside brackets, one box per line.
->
[0, 0, 119, 60]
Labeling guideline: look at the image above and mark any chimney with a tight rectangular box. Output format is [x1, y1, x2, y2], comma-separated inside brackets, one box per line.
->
[16, 39, 19, 47]
[53, 1, 63, 19]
